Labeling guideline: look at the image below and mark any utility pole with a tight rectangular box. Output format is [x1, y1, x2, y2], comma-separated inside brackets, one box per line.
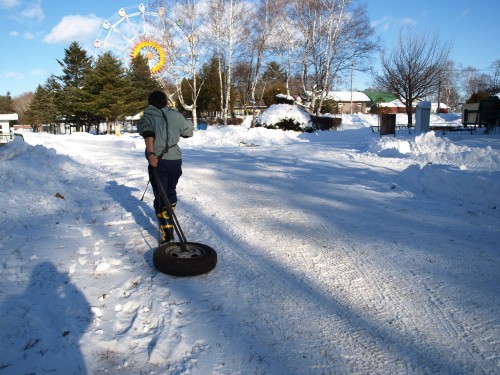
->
[437, 69, 441, 114]
[350, 61, 355, 114]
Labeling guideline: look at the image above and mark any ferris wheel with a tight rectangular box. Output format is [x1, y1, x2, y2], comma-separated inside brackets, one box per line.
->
[93, 3, 192, 83]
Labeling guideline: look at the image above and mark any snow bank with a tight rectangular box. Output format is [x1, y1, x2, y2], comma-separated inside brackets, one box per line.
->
[183, 125, 307, 147]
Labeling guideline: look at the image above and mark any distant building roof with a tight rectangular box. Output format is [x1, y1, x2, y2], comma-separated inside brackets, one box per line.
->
[362, 91, 397, 104]
[324, 91, 371, 102]
[379, 99, 406, 108]
[125, 112, 143, 121]
[0, 114, 19, 121]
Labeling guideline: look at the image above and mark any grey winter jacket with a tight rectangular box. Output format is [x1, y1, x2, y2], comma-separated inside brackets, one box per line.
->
[137, 105, 193, 160]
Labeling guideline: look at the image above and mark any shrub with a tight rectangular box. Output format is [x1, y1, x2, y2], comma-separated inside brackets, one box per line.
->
[310, 115, 342, 131]
[313, 98, 338, 114]
[226, 117, 243, 125]
[264, 118, 304, 131]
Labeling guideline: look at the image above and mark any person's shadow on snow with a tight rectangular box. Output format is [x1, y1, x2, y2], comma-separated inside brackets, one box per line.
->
[0, 262, 92, 374]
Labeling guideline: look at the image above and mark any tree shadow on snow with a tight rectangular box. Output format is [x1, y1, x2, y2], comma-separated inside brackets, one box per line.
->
[104, 180, 158, 266]
[161, 147, 487, 374]
[0, 261, 92, 374]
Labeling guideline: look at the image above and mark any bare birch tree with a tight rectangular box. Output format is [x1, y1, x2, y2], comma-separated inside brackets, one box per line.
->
[286, 0, 377, 114]
[374, 27, 451, 126]
[437, 61, 460, 112]
[270, 0, 302, 98]
[171, 0, 206, 127]
[245, 0, 279, 113]
[206, 0, 251, 125]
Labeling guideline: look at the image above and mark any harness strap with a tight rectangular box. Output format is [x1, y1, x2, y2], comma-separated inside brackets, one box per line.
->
[157, 110, 176, 161]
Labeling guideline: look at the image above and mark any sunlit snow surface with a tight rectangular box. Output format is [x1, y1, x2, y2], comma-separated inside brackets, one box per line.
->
[1, 113, 499, 374]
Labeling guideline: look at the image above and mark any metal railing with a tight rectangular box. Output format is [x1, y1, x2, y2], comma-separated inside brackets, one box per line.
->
[0, 133, 24, 143]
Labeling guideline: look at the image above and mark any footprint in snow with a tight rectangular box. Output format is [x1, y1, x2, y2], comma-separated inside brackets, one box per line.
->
[93, 257, 122, 274]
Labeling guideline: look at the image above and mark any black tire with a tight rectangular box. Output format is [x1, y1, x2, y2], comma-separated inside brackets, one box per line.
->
[153, 242, 217, 277]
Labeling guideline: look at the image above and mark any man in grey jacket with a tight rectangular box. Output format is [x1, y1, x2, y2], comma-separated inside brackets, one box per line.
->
[137, 90, 193, 244]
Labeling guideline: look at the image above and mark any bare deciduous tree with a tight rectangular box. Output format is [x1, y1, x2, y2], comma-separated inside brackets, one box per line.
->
[285, 0, 377, 114]
[12, 92, 34, 124]
[374, 27, 451, 126]
[171, 0, 206, 127]
[270, 0, 303, 98]
[491, 59, 500, 92]
[460, 66, 490, 101]
[245, 0, 279, 113]
[436, 61, 461, 112]
[206, 0, 252, 125]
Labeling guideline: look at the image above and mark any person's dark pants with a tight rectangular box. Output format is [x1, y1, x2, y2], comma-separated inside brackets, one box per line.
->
[148, 159, 182, 243]
[148, 159, 182, 211]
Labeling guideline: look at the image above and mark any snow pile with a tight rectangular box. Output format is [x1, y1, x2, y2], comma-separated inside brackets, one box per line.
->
[369, 131, 500, 171]
[184, 124, 307, 147]
[339, 113, 379, 129]
[366, 131, 500, 211]
[257, 103, 312, 129]
[411, 132, 500, 170]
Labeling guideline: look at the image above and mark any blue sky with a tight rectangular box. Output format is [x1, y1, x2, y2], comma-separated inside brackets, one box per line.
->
[0, 0, 498, 98]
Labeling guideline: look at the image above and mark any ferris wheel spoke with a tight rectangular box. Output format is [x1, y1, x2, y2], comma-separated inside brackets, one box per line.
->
[94, 4, 193, 80]
[100, 41, 129, 55]
[122, 16, 141, 40]
[111, 29, 135, 49]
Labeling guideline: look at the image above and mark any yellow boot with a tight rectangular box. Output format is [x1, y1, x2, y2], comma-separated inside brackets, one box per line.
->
[157, 210, 174, 244]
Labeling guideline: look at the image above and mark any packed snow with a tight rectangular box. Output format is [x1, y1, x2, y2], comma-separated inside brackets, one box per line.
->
[0, 112, 499, 374]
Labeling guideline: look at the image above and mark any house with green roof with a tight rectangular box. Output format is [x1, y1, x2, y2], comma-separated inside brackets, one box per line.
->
[362, 91, 397, 106]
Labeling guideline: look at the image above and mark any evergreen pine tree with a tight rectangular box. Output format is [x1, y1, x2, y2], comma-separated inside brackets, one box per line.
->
[0, 92, 14, 113]
[55, 41, 94, 132]
[261, 62, 287, 106]
[27, 79, 60, 133]
[262, 62, 286, 82]
[83, 52, 127, 134]
[197, 57, 222, 115]
[124, 54, 162, 116]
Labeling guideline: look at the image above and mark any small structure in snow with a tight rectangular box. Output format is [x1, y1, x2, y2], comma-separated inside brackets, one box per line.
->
[0, 113, 18, 144]
[323, 91, 372, 114]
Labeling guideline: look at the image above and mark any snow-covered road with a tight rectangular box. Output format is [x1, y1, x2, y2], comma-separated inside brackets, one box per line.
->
[1, 125, 499, 374]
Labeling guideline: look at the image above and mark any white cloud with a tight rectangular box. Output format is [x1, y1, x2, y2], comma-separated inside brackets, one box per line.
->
[43, 14, 102, 44]
[401, 18, 417, 27]
[20, 0, 44, 22]
[371, 16, 392, 31]
[371, 16, 417, 31]
[0, 0, 21, 9]
[6, 71, 25, 79]
[23, 32, 35, 39]
[9, 31, 19, 37]
[29, 68, 44, 76]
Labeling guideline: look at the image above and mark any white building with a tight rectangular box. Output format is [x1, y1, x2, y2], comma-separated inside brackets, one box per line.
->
[0, 114, 18, 144]
[323, 91, 372, 114]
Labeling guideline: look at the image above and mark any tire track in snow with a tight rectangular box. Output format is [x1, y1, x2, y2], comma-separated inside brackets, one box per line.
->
[178, 154, 409, 373]
[321, 156, 498, 375]
[181, 144, 497, 374]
